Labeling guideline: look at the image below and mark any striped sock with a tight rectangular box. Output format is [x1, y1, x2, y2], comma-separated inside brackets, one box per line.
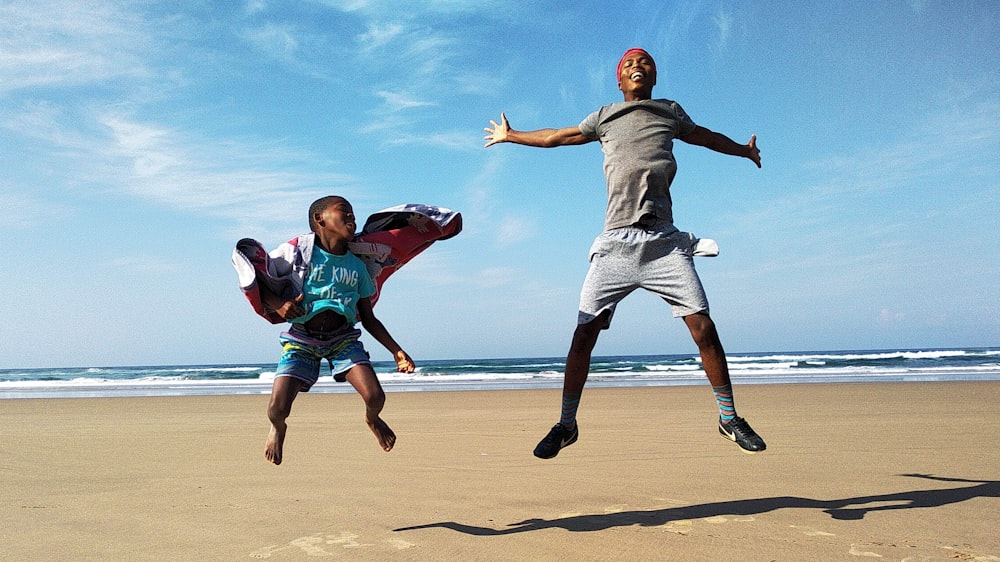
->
[713, 384, 736, 423]
[559, 392, 581, 429]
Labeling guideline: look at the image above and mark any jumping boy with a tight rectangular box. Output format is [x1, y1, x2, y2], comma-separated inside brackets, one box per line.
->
[258, 195, 414, 465]
[484, 48, 766, 458]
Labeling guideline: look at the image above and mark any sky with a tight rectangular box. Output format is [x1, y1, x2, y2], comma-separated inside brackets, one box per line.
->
[1, 0, 997, 369]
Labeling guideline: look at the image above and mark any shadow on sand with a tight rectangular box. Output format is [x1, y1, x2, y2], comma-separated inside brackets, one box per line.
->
[394, 474, 999, 536]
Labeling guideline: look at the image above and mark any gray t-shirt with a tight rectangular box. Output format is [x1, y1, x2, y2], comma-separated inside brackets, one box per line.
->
[579, 99, 697, 231]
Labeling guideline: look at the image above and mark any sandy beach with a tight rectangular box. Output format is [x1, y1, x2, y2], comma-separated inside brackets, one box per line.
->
[2, 382, 998, 561]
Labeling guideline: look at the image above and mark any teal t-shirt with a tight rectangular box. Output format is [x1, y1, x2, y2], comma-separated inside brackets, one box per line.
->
[293, 246, 375, 325]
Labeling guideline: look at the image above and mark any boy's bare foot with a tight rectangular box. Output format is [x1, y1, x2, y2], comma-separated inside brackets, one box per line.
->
[264, 422, 286, 465]
[367, 416, 396, 452]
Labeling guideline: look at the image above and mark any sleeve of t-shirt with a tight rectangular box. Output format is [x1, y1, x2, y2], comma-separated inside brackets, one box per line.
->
[357, 260, 376, 299]
[671, 101, 698, 136]
[578, 109, 601, 139]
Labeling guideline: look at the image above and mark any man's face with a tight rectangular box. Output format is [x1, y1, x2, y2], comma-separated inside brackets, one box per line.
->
[618, 52, 656, 98]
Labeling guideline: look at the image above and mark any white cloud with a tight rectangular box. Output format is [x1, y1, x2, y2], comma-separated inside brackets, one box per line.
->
[494, 215, 538, 249]
[0, 193, 73, 229]
[0, 1, 147, 94]
[243, 23, 300, 61]
[876, 308, 906, 326]
[475, 266, 519, 288]
[97, 114, 359, 220]
[245, 0, 268, 16]
[107, 255, 183, 276]
[381, 129, 478, 151]
[376, 90, 436, 111]
[316, 0, 501, 16]
[711, 6, 733, 55]
[358, 22, 406, 50]
[1, 105, 361, 239]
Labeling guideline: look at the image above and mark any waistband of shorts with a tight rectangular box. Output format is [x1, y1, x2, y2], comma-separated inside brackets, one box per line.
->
[603, 222, 679, 238]
[282, 324, 361, 346]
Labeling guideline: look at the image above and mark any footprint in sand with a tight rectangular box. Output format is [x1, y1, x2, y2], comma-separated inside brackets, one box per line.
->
[249, 531, 373, 558]
[938, 545, 1000, 561]
[324, 531, 372, 548]
[660, 520, 693, 535]
[703, 515, 755, 524]
[789, 524, 836, 537]
[249, 536, 331, 558]
[387, 538, 415, 550]
[848, 544, 883, 558]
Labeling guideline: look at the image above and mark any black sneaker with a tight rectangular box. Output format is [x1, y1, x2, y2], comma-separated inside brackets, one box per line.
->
[719, 416, 766, 453]
[533, 423, 579, 459]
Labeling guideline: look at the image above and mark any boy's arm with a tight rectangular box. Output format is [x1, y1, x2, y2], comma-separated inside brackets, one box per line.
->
[680, 126, 761, 168]
[357, 297, 415, 373]
[259, 284, 305, 321]
[484, 112, 592, 148]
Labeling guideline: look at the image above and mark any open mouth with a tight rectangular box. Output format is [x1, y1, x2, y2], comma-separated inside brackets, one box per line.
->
[630, 71, 644, 81]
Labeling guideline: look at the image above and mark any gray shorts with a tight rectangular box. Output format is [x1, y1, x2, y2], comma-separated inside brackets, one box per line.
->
[578, 225, 709, 327]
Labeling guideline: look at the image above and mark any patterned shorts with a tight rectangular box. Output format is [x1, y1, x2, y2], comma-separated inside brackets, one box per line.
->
[578, 224, 709, 327]
[275, 328, 371, 391]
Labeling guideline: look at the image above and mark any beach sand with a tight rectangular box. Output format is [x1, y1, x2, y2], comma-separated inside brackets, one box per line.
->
[2, 382, 998, 561]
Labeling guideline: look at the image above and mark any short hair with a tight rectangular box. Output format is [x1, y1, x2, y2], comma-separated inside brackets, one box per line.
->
[308, 195, 347, 232]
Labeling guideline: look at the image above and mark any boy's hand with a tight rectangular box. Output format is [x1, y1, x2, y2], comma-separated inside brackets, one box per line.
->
[273, 294, 305, 320]
[394, 350, 415, 373]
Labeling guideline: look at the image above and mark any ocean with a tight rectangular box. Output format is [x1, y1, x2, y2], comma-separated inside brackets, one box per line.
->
[1, 348, 997, 399]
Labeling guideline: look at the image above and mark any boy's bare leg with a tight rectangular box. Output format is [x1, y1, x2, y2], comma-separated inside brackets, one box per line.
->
[265, 376, 303, 465]
[345, 365, 395, 452]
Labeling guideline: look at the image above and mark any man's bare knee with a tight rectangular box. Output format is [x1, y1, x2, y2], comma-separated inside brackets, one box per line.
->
[571, 312, 609, 350]
[684, 313, 721, 348]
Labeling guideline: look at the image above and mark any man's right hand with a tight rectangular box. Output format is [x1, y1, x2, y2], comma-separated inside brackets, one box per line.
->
[484, 112, 510, 147]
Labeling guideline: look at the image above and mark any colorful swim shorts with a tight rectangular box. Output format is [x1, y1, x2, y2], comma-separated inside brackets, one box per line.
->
[275, 327, 371, 391]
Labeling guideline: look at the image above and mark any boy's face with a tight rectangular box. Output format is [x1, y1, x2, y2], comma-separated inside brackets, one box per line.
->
[315, 198, 357, 241]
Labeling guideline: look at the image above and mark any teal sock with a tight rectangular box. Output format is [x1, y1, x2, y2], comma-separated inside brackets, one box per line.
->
[559, 392, 581, 429]
[713, 384, 736, 423]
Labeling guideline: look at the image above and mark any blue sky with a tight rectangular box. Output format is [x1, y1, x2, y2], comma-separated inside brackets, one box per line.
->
[1, 1, 997, 369]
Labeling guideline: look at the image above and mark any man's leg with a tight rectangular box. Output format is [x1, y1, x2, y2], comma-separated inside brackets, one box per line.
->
[684, 312, 766, 453]
[683, 312, 730, 387]
[534, 312, 609, 459]
[345, 364, 396, 452]
[265, 376, 304, 465]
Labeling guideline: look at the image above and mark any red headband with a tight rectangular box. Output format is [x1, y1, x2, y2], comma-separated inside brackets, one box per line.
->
[616, 48, 656, 84]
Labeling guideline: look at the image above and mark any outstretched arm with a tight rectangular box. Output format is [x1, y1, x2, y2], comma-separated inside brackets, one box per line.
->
[680, 126, 761, 168]
[484, 112, 592, 148]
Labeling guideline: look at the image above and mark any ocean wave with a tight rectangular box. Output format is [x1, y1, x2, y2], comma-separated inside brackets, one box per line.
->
[726, 349, 974, 363]
[3, 348, 998, 399]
